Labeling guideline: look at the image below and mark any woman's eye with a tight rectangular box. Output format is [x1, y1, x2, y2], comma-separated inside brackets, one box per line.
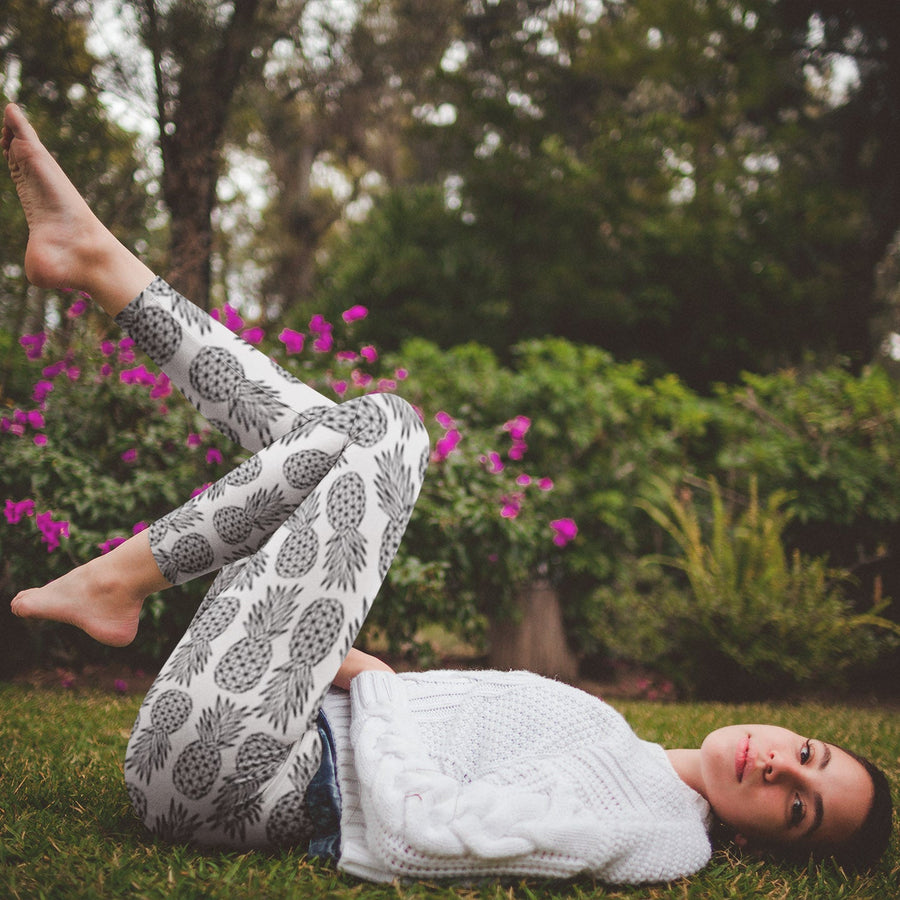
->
[791, 795, 805, 825]
[800, 740, 812, 764]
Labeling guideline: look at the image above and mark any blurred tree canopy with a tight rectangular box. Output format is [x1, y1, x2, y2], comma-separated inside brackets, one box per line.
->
[2, 0, 900, 385]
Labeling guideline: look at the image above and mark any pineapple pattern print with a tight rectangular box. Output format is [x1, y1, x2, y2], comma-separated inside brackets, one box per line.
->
[275, 500, 320, 579]
[208, 731, 291, 840]
[323, 472, 368, 592]
[168, 594, 241, 686]
[120, 278, 429, 850]
[172, 697, 247, 800]
[213, 485, 289, 545]
[127, 688, 193, 783]
[265, 749, 321, 848]
[374, 446, 420, 580]
[214, 585, 298, 693]
[290, 397, 388, 448]
[256, 597, 345, 733]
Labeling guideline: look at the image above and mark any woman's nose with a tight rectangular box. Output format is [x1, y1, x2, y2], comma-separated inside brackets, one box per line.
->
[763, 750, 800, 782]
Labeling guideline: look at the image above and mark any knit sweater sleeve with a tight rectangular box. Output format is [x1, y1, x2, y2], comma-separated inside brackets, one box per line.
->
[348, 671, 711, 883]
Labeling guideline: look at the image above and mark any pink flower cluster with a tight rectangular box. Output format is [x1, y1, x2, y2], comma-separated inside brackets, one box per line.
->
[4, 499, 70, 552]
[5, 297, 576, 560]
[4, 331, 86, 446]
[430, 410, 577, 547]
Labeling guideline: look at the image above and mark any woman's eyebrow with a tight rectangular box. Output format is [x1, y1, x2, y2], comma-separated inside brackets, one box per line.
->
[803, 793, 825, 839]
[819, 743, 832, 770]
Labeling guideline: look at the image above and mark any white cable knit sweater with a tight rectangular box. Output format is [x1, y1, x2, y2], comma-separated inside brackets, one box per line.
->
[320, 669, 711, 884]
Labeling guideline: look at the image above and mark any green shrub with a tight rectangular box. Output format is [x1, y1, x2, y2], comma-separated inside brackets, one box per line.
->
[593, 478, 897, 699]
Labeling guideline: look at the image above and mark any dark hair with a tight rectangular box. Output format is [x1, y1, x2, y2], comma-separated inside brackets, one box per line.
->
[823, 749, 893, 872]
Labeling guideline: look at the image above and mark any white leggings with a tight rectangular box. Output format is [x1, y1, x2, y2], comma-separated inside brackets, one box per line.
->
[120, 278, 429, 848]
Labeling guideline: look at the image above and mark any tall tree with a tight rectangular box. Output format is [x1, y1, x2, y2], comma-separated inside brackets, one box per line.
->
[315, 0, 898, 386]
[122, 0, 285, 308]
[231, 0, 460, 318]
[774, 0, 900, 353]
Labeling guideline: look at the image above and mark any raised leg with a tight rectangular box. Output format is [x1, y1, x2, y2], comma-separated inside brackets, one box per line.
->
[126, 393, 430, 848]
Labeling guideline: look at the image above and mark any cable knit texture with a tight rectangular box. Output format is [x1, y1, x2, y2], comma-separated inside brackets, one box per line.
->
[328, 670, 711, 884]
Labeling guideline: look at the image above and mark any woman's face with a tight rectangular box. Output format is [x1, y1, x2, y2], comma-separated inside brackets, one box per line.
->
[699, 724, 872, 849]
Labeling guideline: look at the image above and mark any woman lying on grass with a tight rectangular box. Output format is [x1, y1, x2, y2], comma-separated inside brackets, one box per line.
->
[3, 102, 893, 885]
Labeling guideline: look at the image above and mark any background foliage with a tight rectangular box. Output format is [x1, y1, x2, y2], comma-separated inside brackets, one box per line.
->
[3, 1, 900, 699]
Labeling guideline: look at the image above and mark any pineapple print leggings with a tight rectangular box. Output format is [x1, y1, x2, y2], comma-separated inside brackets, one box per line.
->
[119, 278, 429, 849]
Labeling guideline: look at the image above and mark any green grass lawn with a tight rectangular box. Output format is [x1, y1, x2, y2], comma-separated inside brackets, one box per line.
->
[1, 682, 898, 900]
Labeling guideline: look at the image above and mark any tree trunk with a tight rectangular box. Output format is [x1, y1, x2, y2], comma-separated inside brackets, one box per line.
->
[141, 0, 275, 309]
[488, 579, 578, 682]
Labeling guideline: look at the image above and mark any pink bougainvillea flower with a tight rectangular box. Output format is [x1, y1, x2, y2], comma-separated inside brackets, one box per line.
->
[65, 365, 80, 381]
[101, 340, 116, 357]
[186, 432, 202, 447]
[120, 365, 156, 386]
[360, 345, 378, 363]
[4, 498, 35, 524]
[33, 434, 48, 447]
[500, 494, 523, 519]
[313, 332, 334, 353]
[516, 474, 532, 486]
[150, 373, 172, 399]
[332, 380, 348, 397]
[435, 410, 455, 429]
[132, 521, 149, 534]
[99, 536, 126, 554]
[213, 303, 244, 333]
[42, 360, 66, 378]
[395, 368, 408, 381]
[206, 448, 223, 465]
[336, 351, 358, 362]
[508, 439, 527, 460]
[241, 326, 265, 345]
[377, 378, 397, 392]
[121, 448, 138, 463]
[351, 370, 372, 387]
[342, 305, 368, 323]
[309, 314, 332, 335]
[25, 410, 45, 429]
[114, 679, 129, 694]
[481, 451, 505, 474]
[550, 518, 578, 547]
[503, 415, 531, 440]
[278, 328, 305, 354]
[36, 511, 69, 552]
[100, 363, 113, 378]
[538, 477, 554, 491]
[191, 483, 212, 498]
[432, 428, 461, 462]
[66, 298, 88, 318]
[20, 332, 47, 360]
[119, 337, 135, 350]
[32, 380, 54, 403]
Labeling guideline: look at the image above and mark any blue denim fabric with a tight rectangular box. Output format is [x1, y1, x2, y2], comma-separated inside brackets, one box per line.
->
[306, 710, 342, 861]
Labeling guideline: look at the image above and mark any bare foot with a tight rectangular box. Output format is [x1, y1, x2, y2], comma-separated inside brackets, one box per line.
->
[9, 531, 171, 647]
[2, 103, 154, 313]
[11, 562, 145, 647]
[1, 103, 109, 293]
